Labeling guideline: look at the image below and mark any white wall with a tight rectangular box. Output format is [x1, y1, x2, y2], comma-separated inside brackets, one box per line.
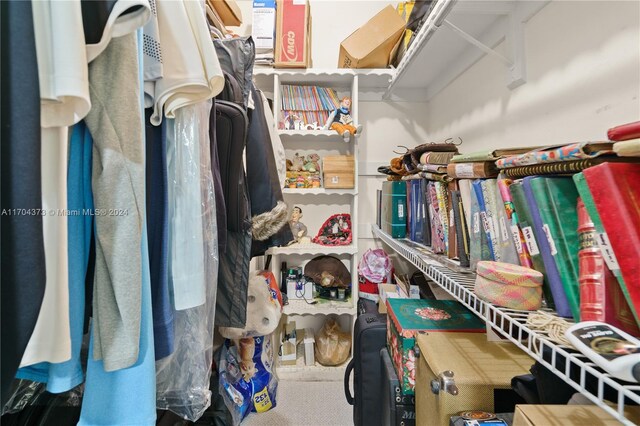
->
[235, 0, 398, 67]
[426, 0, 640, 151]
[239, 0, 639, 272]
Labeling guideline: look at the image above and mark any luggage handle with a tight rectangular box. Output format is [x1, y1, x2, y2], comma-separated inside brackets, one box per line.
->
[344, 358, 355, 405]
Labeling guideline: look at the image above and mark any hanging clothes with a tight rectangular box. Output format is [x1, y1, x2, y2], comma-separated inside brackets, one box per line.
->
[145, 109, 174, 360]
[81, 0, 151, 62]
[208, 99, 228, 252]
[78, 30, 156, 426]
[166, 110, 206, 311]
[84, 27, 145, 372]
[16, 122, 94, 393]
[246, 87, 293, 256]
[214, 99, 252, 328]
[150, 0, 224, 125]
[0, 0, 46, 405]
[156, 101, 220, 421]
[20, 0, 93, 368]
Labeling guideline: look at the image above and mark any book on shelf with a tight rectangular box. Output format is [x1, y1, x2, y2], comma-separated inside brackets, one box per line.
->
[420, 179, 432, 247]
[435, 181, 450, 255]
[406, 180, 426, 244]
[509, 181, 557, 312]
[450, 146, 543, 163]
[501, 157, 640, 178]
[451, 190, 470, 268]
[583, 163, 640, 324]
[497, 176, 533, 269]
[469, 179, 492, 270]
[496, 142, 614, 169]
[382, 181, 407, 238]
[427, 181, 446, 254]
[482, 179, 519, 265]
[446, 181, 458, 260]
[458, 179, 473, 233]
[447, 162, 499, 179]
[472, 180, 496, 261]
[522, 177, 579, 319]
[573, 172, 640, 327]
[279, 84, 341, 129]
[577, 197, 640, 335]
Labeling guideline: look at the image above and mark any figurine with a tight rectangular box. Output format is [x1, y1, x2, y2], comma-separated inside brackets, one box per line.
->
[289, 153, 305, 172]
[303, 153, 320, 173]
[325, 96, 363, 142]
[288, 206, 310, 245]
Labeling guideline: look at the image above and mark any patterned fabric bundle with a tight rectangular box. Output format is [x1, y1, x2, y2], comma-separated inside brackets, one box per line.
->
[474, 261, 543, 310]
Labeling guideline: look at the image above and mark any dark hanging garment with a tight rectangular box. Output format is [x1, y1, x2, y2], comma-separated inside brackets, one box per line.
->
[144, 109, 174, 360]
[214, 101, 252, 328]
[0, 0, 47, 406]
[208, 99, 228, 253]
[246, 87, 293, 257]
[213, 37, 256, 109]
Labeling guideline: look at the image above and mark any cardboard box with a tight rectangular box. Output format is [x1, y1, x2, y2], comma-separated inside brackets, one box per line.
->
[323, 155, 355, 189]
[208, 0, 242, 26]
[512, 404, 637, 425]
[378, 283, 399, 313]
[275, 0, 311, 68]
[252, 0, 276, 51]
[338, 5, 406, 68]
[280, 321, 298, 365]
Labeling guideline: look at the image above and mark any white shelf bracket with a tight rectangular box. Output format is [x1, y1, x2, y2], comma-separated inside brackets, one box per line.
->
[442, 6, 527, 90]
[442, 19, 512, 66]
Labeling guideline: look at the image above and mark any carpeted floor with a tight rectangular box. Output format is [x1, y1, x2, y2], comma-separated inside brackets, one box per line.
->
[243, 380, 352, 426]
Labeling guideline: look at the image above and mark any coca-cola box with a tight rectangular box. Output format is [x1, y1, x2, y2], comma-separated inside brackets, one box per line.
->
[275, 0, 311, 68]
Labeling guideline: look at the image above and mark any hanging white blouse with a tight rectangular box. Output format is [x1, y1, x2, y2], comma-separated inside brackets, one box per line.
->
[85, 0, 151, 63]
[150, 0, 224, 125]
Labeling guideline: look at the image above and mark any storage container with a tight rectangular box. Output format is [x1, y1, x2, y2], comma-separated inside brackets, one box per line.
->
[474, 261, 543, 311]
[415, 332, 532, 426]
[323, 155, 355, 189]
[386, 299, 485, 395]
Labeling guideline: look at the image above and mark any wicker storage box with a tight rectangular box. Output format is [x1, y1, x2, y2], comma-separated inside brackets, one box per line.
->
[323, 155, 355, 189]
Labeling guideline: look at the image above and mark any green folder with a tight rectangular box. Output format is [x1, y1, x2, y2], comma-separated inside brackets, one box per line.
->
[509, 181, 556, 310]
[528, 177, 581, 320]
[382, 181, 407, 238]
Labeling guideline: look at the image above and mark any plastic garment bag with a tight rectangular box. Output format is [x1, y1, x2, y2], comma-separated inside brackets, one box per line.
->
[155, 100, 219, 421]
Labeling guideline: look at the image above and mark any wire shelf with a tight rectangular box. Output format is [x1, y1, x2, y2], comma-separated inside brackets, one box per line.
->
[372, 225, 640, 425]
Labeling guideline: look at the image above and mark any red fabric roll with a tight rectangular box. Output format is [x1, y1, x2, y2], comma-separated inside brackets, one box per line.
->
[607, 120, 640, 141]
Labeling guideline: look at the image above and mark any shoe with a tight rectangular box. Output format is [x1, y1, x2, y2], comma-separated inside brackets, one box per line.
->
[343, 130, 351, 142]
[355, 124, 363, 136]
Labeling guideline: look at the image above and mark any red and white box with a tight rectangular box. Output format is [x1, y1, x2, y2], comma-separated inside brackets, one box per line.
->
[275, 0, 311, 68]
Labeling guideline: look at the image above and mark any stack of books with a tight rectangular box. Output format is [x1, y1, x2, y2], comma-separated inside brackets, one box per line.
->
[279, 85, 340, 130]
[378, 120, 640, 336]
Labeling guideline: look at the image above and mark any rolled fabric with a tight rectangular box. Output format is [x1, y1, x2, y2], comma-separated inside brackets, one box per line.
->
[474, 261, 543, 310]
[613, 139, 640, 157]
[607, 121, 640, 141]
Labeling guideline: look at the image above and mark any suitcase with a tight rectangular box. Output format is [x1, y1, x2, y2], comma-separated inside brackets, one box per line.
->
[344, 313, 387, 426]
[381, 348, 416, 426]
[415, 332, 532, 426]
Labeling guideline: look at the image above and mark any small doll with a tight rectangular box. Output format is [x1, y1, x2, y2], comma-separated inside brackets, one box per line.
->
[288, 206, 310, 244]
[325, 96, 363, 142]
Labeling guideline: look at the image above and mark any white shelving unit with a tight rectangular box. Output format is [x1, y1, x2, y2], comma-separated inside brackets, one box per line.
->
[372, 225, 640, 425]
[385, 0, 550, 101]
[255, 69, 368, 381]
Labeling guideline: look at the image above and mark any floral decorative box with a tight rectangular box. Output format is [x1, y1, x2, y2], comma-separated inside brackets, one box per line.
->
[386, 299, 485, 395]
